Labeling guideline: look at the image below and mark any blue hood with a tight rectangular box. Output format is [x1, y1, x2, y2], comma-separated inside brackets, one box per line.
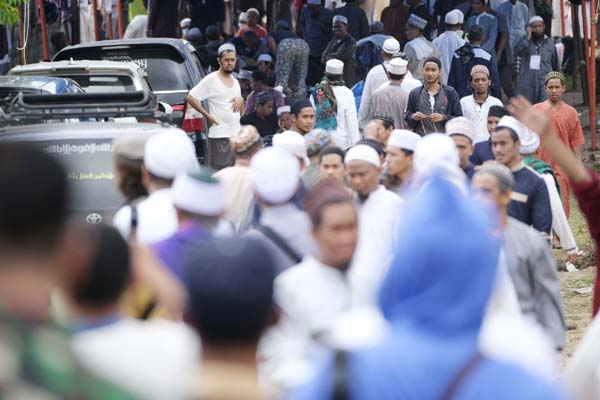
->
[379, 174, 500, 339]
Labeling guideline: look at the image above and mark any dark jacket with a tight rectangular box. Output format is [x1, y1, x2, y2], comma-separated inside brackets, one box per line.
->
[405, 84, 463, 135]
[333, 5, 370, 41]
[448, 44, 502, 99]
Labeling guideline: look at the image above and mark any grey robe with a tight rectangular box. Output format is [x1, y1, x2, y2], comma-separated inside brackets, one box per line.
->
[514, 35, 558, 104]
[503, 217, 566, 349]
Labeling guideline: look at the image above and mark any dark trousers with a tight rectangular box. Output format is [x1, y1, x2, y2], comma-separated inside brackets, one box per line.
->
[307, 55, 324, 87]
[499, 61, 515, 99]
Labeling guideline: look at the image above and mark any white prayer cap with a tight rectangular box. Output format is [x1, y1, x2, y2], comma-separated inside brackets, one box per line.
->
[144, 132, 198, 179]
[497, 116, 525, 141]
[325, 59, 344, 75]
[345, 144, 381, 168]
[217, 43, 236, 56]
[519, 129, 541, 154]
[172, 168, 224, 216]
[180, 18, 191, 29]
[246, 8, 260, 16]
[277, 105, 291, 116]
[333, 15, 349, 25]
[414, 133, 459, 176]
[382, 38, 400, 55]
[408, 14, 428, 30]
[387, 129, 421, 151]
[239, 12, 248, 22]
[257, 54, 273, 63]
[445, 10, 462, 25]
[446, 117, 476, 143]
[529, 16, 544, 25]
[273, 130, 309, 165]
[250, 147, 300, 204]
[387, 58, 408, 75]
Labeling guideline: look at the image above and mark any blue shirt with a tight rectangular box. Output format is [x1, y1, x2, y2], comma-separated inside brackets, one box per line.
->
[470, 140, 494, 165]
[463, 163, 476, 180]
[448, 45, 502, 99]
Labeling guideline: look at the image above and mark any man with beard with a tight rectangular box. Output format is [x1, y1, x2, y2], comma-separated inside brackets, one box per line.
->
[187, 43, 245, 170]
[300, 0, 334, 86]
[515, 16, 558, 104]
[322, 16, 357, 87]
[406, 57, 463, 135]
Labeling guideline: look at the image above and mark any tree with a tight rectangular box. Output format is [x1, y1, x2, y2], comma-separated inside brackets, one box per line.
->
[0, 0, 27, 26]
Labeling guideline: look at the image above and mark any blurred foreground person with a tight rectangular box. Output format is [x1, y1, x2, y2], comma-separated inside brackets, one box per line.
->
[214, 126, 263, 233]
[345, 145, 403, 306]
[246, 148, 317, 273]
[472, 164, 566, 350]
[113, 132, 198, 243]
[65, 225, 199, 400]
[260, 181, 360, 390]
[151, 168, 227, 283]
[185, 237, 276, 400]
[0, 144, 133, 398]
[292, 173, 565, 400]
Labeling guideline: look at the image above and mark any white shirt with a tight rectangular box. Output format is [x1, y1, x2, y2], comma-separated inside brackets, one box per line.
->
[401, 70, 423, 93]
[459, 94, 503, 143]
[259, 256, 352, 389]
[358, 64, 388, 130]
[71, 318, 200, 400]
[188, 71, 242, 139]
[349, 185, 403, 306]
[113, 188, 178, 244]
[432, 30, 466, 84]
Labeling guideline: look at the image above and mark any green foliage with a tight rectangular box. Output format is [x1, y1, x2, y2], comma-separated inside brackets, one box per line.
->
[0, 0, 27, 26]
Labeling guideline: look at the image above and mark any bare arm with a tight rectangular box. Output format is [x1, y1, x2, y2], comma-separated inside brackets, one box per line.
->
[496, 31, 508, 60]
[508, 96, 591, 183]
[186, 94, 218, 125]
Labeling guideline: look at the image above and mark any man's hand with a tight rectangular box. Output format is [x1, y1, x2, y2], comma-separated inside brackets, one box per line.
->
[230, 97, 244, 113]
[412, 112, 428, 121]
[206, 114, 219, 126]
[430, 113, 444, 123]
[527, 27, 532, 41]
[507, 96, 551, 138]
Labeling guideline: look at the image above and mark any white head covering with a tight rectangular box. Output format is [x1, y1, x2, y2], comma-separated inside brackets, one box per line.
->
[408, 14, 428, 30]
[446, 117, 476, 143]
[172, 169, 224, 216]
[519, 129, 541, 154]
[387, 129, 421, 151]
[345, 145, 381, 168]
[239, 11, 248, 23]
[325, 59, 344, 75]
[333, 15, 349, 25]
[250, 147, 300, 204]
[497, 116, 526, 141]
[273, 130, 309, 165]
[217, 43, 236, 56]
[383, 38, 401, 55]
[277, 105, 291, 116]
[387, 58, 408, 75]
[144, 132, 198, 179]
[445, 10, 462, 25]
[529, 16, 544, 26]
[257, 54, 273, 63]
[414, 133, 459, 176]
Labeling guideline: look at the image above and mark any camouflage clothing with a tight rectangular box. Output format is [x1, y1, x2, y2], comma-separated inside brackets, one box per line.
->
[0, 312, 137, 400]
[275, 38, 310, 102]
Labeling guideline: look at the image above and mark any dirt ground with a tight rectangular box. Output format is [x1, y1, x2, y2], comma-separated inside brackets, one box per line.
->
[557, 91, 599, 361]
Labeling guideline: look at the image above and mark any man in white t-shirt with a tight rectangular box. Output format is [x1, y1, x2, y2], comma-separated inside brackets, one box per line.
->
[187, 43, 245, 170]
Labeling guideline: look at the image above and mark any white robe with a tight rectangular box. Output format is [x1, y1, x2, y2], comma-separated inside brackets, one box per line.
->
[460, 95, 504, 143]
[432, 31, 466, 84]
[348, 185, 403, 306]
[310, 85, 360, 149]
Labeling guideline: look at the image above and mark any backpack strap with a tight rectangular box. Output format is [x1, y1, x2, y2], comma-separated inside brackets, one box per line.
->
[129, 204, 138, 242]
[441, 352, 485, 400]
[332, 349, 350, 400]
[257, 224, 302, 263]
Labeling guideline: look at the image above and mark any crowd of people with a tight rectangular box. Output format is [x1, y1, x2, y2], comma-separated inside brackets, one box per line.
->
[5, 0, 600, 399]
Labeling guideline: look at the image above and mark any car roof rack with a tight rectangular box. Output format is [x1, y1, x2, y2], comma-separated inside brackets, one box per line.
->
[0, 91, 170, 127]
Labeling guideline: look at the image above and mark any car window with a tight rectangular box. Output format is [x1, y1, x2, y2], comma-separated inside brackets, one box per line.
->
[67, 75, 136, 93]
[36, 138, 123, 212]
[59, 47, 193, 92]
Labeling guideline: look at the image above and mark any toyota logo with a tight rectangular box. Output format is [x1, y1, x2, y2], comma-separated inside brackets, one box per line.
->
[86, 213, 103, 225]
